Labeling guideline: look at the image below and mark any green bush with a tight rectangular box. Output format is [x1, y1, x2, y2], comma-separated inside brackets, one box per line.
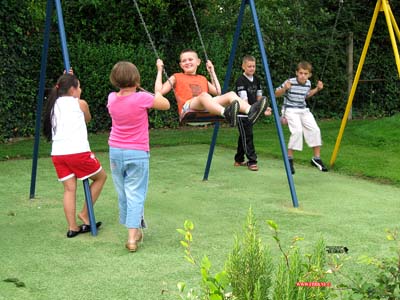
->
[225, 208, 273, 300]
[170, 210, 334, 300]
[2, 1, 400, 141]
[334, 228, 400, 299]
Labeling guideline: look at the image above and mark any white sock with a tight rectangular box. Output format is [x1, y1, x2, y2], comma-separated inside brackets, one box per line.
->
[221, 108, 225, 116]
[245, 107, 250, 114]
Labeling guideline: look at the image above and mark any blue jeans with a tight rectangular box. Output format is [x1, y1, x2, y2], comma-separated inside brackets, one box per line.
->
[109, 147, 149, 228]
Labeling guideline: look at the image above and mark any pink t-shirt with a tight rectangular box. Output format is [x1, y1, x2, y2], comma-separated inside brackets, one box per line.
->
[107, 91, 154, 151]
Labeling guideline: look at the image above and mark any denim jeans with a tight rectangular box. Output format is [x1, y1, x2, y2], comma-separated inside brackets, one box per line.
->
[109, 147, 149, 228]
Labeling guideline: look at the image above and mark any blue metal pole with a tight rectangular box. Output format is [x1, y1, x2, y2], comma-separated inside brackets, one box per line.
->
[30, 0, 53, 199]
[54, 0, 70, 71]
[83, 179, 97, 236]
[203, 0, 247, 181]
[248, 0, 299, 207]
[54, 0, 97, 233]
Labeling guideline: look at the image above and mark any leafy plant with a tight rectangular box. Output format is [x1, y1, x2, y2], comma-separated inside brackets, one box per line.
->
[225, 207, 273, 300]
[174, 220, 231, 300]
[335, 228, 400, 299]
[267, 220, 332, 300]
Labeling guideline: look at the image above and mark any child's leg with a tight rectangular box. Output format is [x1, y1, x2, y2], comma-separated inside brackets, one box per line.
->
[302, 110, 322, 150]
[190, 92, 224, 115]
[214, 91, 252, 113]
[312, 146, 321, 157]
[78, 169, 107, 224]
[62, 177, 79, 231]
[286, 110, 304, 152]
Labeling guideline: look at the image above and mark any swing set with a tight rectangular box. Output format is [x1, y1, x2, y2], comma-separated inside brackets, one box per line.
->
[30, 0, 300, 214]
[330, 0, 400, 167]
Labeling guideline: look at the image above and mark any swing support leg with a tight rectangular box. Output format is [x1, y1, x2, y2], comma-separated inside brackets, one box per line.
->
[83, 179, 98, 236]
[330, 0, 400, 167]
[202, 0, 299, 208]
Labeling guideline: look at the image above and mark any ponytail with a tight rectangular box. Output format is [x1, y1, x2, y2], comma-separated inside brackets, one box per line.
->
[42, 74, 79, 141]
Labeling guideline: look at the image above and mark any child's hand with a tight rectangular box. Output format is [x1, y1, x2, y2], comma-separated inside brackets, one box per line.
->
[206, 60, 214, 73]
[156, 59, 164, 71]
[284, 80, 291, 91]
[316, 80, 323, 91]
[264, 107, 272, 116]
[63, 68, 73, 75]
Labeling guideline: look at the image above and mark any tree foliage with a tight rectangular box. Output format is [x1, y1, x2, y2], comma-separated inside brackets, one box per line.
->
[1, 0, 400, 141]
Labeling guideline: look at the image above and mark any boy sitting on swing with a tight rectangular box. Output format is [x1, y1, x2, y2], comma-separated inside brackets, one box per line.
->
[154, 49, 267, 127]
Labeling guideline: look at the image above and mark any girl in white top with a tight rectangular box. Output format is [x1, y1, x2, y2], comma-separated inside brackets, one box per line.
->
[43, 73, 107, 238]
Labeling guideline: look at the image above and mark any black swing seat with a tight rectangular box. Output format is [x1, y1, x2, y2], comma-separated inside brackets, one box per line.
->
[179, 109, 225, 125]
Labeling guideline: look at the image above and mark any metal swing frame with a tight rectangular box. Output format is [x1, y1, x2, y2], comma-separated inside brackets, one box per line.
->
[330, 0, 400, 167]
[30, 0, 299, 209]
[201, 0, 299, 207]
[30, 0, 98, 235]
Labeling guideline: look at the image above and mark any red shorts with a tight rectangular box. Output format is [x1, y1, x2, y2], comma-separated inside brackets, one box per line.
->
[51, 152, 102, 182]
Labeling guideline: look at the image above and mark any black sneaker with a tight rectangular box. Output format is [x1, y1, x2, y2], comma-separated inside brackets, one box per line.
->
[288, 158, 295, 175]
[311, 158, 328, 172]
[223, 100, 239, 127]
[248, 96, 268, 124]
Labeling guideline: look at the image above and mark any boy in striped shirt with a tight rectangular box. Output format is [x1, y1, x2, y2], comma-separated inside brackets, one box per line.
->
[275, 61, 328, 174]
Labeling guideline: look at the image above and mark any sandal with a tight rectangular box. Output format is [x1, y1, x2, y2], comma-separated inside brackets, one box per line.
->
[234, 161, 247, 167]
[80, 221, 102, 233]
[125, 241, 138, 252]
[248, 164, 259, 171]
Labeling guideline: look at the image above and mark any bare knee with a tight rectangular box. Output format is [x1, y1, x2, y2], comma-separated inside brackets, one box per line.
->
[91, 170, 107, 184]
[226, 91, 237, 100]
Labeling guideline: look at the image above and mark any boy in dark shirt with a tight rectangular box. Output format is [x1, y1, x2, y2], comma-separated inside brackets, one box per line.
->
[235, 55, 271, 171]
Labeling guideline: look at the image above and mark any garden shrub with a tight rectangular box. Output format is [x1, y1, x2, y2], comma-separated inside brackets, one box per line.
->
[171, 210, 334, 300]
[2, 1, 400, 141]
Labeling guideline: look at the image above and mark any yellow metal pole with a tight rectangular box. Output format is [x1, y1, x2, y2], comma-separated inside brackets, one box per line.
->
[330, 0, 382, 167]
[388, 5, 400, 40]
[381, 0, 400, 76]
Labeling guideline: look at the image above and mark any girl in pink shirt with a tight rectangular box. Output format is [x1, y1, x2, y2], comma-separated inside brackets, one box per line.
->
[108, 61, 170, 252]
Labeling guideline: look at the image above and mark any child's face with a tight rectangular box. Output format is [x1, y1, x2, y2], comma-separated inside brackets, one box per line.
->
[242, 60, 256, 76]
[179, 51, 201, 75]
[296, 68, 311, 84]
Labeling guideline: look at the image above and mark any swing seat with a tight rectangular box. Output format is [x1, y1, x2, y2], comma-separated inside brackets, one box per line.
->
[179, 110, 225, 125]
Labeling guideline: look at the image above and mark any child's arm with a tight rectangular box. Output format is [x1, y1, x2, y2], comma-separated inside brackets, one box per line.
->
[152, 91, 170, 111]
[154, 59, 175, 95]
[206, 60, 221, 96]
[275, 80, 291, 97]
[79, 99, 92, 123]
[306, 80, 323, 99]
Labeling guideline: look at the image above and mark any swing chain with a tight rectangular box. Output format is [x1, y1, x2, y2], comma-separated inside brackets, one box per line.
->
[319, 0, 344, 81]
[187, 0, 209, 62]
[132, 0, 173, 89]
[311, 0, 344, 113]
[187, 0, 220, 95]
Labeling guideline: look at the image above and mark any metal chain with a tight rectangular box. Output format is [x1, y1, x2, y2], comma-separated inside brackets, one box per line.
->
[312, 0, 344, 112]
[132, 0, 173, 89]
[319, 0, 344, 81]
[187, 0, 220, 95]
[187, 0, 209, 62]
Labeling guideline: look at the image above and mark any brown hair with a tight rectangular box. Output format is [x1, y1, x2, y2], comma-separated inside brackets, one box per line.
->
[179, 48, 199, 61]
[297, 61, 313, 72]
[242, 55, 256, 64]
[109, 61, 140, 89]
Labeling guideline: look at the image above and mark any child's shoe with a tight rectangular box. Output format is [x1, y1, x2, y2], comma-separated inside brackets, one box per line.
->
[248, 96, 267, 124]
[224, 100, 239, 127]
[289, 158, 295, 175]
[311, 158, 328, 172]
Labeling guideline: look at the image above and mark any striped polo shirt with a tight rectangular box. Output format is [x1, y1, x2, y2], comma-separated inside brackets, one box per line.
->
[279, 77, 311, 109]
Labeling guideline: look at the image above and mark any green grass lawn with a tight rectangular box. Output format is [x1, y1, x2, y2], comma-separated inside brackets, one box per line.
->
[1, 116, 400, 299]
